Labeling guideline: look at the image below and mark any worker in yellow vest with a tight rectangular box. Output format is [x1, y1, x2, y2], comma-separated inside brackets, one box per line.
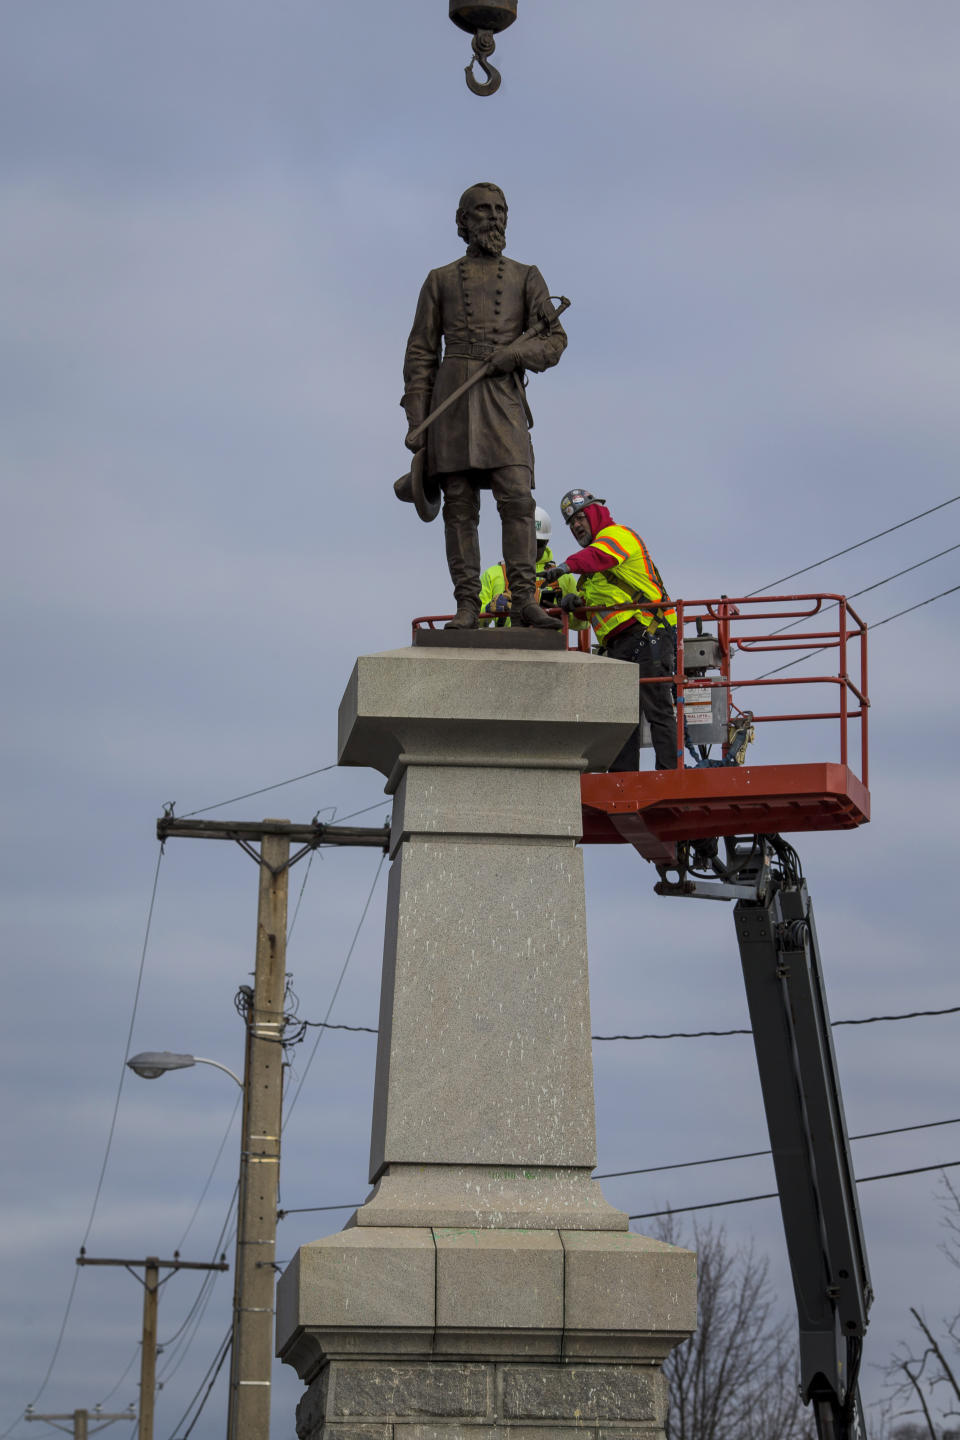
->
[479, 507, 580, 624]
[542, 489, 679, 770]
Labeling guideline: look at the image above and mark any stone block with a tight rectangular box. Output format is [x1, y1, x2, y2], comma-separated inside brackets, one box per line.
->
[369, 840, 598, 1180]
[316, 1428, 393, 1440]
[501, 1364, 659, 1422]
[277, 1227, 436, 1376]
[337, 647, 639, 783]
[561, 1231, 697, 1337]
[434, 1229, 564, 1331]
[329, 1362, 491, 1420]
[354, 1165, 627, 1232]
[389, 764, 583, 853]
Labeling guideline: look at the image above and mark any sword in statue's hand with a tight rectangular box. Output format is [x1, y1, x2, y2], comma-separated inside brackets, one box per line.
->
[405, 295, 571, 450]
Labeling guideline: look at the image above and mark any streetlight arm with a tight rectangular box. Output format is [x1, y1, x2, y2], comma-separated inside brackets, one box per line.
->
[191, 1056, 243, 1087]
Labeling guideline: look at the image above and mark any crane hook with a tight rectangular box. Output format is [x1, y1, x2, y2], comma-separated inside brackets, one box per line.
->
[465, 30, 502, 96]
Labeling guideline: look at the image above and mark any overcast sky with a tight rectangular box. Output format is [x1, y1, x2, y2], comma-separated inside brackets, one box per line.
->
[3, 3, 959, 1438]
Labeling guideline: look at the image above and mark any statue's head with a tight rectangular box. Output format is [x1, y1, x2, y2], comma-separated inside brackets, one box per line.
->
[456, 182, 508, 255]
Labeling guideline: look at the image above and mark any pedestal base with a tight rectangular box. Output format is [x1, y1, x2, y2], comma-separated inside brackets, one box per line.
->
[296, 1357, 668, 1440]
[278, 1225, 696, 1440]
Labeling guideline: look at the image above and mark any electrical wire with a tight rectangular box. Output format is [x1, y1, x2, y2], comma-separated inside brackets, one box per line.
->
[747, 496, 959, 596]
[174, 1097, 242, 1253]
[765, 543, 960, 639]
[278, 1115, 960, 1218]
[592, 1002, 960, 1040]
[277, 1203, 363, 1220]
[596, 1114, 960, 1181]
[165, 1327, 232, 1440]
[628, 1159, 960, 1221]
[750, 584, 960, 681]
[95, 1345, 141, 1408]
[0, 845, 167, 1440]
[283, 853, 387, 1125]
[176, 765, 338, 819]
[328, 800, 392, 824]
[157, 1187, 237, 1387]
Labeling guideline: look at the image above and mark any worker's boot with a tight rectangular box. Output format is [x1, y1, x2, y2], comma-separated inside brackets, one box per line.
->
[442, 489, 481, 630]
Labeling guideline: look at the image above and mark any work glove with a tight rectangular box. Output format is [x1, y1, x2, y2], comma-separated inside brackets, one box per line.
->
[485, 592, 511, 616]
[540, 563, 570, 585]
[487, 345, 522, 376]
[560, 592, 585, 615]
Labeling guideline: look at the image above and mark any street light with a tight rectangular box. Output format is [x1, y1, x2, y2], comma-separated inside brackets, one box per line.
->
[127, 1051, 242, 1086]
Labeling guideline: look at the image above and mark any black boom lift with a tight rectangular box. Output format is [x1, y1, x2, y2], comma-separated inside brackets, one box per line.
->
[657, 834, 872, 1440]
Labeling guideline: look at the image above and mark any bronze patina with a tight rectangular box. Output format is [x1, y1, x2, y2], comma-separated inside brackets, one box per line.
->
[398, 182, 568, 629]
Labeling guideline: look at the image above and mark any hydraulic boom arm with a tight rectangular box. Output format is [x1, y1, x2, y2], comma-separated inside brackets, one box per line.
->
[658, 837, 872, 1440]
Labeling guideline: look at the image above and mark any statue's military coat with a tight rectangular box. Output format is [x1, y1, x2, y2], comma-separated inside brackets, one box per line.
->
[402, 252, 567, 478]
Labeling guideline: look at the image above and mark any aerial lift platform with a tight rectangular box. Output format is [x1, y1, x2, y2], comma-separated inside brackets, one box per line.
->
[415, 592, 872, 1440]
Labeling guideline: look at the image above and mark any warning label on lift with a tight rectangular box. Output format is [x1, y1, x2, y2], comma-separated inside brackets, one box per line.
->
[684, 685, 713, 728]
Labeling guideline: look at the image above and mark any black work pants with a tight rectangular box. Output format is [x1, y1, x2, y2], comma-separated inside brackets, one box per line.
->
[604, 624, 679, 771]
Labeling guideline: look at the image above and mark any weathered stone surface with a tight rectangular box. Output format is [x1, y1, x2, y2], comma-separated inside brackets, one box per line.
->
[561, 1232, 697, 1336]
[389, 764, 583, 853]
[330, 1363, 490, 1419]
[354, 1165, 626, 1232]
[337, 647, 639, 784]
[369, 840, 598, 1181]
[501, 1364, 659, 1422]
[435, 1229, 563, 1332]
[278, 1228, 435, 1345]
[313, 1428, 393, 1440]
[281, 647, 695, 1440]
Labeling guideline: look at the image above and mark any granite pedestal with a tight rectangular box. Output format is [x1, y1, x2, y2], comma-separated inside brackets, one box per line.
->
[278, 643, 696, 1440]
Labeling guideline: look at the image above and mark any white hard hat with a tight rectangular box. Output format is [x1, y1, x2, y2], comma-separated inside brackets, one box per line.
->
[534, 507, 552, 542]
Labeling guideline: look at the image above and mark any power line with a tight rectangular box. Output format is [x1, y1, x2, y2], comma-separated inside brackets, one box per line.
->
[591, 1002, 960, 1041]
[290, 1020, 379, 1035]
[174, 1098, 241, 1253]
[165, 1327, 232, 1440]
[330, 800, 392, 824]
[277, 1115, 960, 1217]
[870, 583, 960, 630]
[96, 1344, 141, 1408]
[628, 1158, 960, 1221]
[283, 852, 387, 1125]
[277, 1203, 363, 1219]
[766, 543, 960, 638]
[596, 1114, 960, 1181]
[751, 584, 960, 681]
[747, 496, 959, 596]
[177, 764, 338, 819]
[0, 844, 167, 1439]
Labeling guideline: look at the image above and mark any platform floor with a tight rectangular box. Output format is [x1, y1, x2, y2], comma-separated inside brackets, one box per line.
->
[580, 762, 869, 862]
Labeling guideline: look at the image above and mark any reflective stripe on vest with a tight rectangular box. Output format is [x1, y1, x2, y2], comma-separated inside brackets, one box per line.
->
[582, 525, 677, 644]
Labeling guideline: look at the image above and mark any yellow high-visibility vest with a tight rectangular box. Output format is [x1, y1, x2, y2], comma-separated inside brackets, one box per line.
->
[579, 524, 677, 645]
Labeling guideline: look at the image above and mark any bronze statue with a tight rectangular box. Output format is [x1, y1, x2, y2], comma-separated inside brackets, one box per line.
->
[398, 182, 568, 629]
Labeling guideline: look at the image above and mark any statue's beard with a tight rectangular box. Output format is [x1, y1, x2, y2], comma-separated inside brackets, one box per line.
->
[467, 223, 506, 256]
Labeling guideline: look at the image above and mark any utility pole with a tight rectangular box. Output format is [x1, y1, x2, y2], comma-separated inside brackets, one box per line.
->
[75, 1254, 228, 1440]
[25, 1407, 136, 1440]
[154, 813, 387, 1440]
[227, 826, 287, 1440]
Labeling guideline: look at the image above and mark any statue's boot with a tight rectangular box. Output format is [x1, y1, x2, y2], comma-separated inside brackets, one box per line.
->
[443, 496, 481, 630]
[515, 599, 563, 630]
[502, 510, 562, 630]
[446, 603, 481, 630]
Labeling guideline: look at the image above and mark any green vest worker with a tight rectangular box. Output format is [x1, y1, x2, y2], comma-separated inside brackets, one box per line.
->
[479, 507, 580, 624]
[542, 490, 679, 771]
